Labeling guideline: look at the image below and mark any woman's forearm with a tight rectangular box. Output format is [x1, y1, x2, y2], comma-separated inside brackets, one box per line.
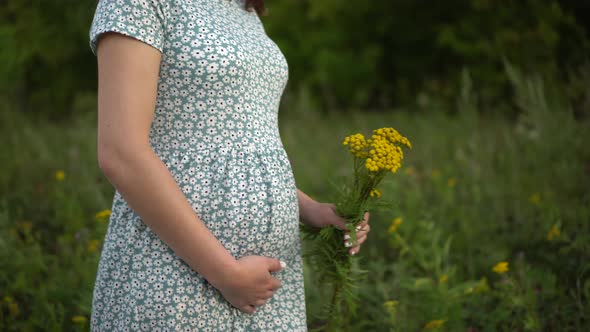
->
[98, 145, 239, 289]
[297, 188, 318, 225]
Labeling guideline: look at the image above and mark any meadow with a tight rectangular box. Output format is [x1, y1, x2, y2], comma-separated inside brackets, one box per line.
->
[1, 68, 589, 331]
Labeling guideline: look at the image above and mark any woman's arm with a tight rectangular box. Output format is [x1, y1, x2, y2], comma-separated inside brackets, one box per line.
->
[296, 188, 320, 226]
[95, 32, 238, 290]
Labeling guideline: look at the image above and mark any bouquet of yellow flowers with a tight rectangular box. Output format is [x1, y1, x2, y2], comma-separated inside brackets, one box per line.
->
[301, 127, 411, 331]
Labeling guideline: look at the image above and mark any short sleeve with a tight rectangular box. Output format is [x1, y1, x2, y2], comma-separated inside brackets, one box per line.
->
[89, 0, 167, 56]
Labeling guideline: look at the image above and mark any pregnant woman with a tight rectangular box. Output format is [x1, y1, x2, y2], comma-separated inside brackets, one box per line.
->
[89, 0, 371, 330]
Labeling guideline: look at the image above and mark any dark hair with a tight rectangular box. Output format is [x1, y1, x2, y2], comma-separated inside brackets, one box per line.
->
[244, 0, 266, 16]
[95, 0, 266, 16]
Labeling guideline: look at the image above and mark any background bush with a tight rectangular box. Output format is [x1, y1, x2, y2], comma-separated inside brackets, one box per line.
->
[1, 0, 589, 117]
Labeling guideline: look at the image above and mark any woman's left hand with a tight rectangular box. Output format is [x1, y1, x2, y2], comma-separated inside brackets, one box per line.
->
[302, 202, 371, 256]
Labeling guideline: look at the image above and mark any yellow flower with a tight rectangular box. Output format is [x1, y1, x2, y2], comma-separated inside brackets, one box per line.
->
[424, 319, 446, 330]
[383, 300, 399, 312]
[87, 239, 101, 253]
[492, 261, 509, 274]
[72, 315, 88, 324]
[342, 128, 410, 173]
[342, 133, 369, 158]
[547, 224, 560, 241]
[9, 302, 19, 317]
[369, 188, 382, 198]
[17, 220, 33, 233]
[388, 217, 403, 233]
[529, 193, 541, 206]
[447, 177, 456, 187]
[438, 274, 448, 284]
[55, 170, 65, 181]
[95, 209, 112, 221]
[431, 169, 441, 179]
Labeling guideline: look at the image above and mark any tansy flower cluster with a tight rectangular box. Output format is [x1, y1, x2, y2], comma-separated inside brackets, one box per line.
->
[342, 127, 411, 173]
[302, 126, 412, 329]
[342, 133, 368, 158]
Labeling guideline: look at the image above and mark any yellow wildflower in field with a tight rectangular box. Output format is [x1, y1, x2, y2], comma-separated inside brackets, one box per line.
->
[424, 319, 446, 330]
[529, 192, 541, 205]
[439, 274, 448, 284]
[547, 224, 560, 241]
[55, 170, 65, 181]
[88, 239, 101, 253]
[492, 261, 509, 274]
[95, 209, 112, 221]
[447, 177, 456, 187]
[383, 300, 399, 312]
[3, 296, 19, 317]
[431, 169, 441, 179]
[8, 302, 19, 317]
[388, 217, 403, 233]
[17, 220, 33, 233]
[72, 315, 88, 324]
[369, 188, 381, 197]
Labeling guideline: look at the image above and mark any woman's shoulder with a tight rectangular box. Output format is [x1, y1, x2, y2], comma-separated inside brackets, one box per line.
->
[89, 0, 173, 56]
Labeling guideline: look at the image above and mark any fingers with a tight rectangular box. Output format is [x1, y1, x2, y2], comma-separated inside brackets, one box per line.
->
[242, 304, 256, 314]
[269, 278, 281, 291]
[327, 203, 348, 231]
[343, 211, 371, 255]
[241, 295, 270, 314]
[267, 257, 283, 272]
[344, 219, 371, 238]
[254, 298, 267, 307]
[357, 211, 370, 228]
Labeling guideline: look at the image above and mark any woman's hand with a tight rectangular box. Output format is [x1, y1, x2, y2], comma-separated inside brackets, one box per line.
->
[215, 255, 284, 314]
[301, 201, 371, 256]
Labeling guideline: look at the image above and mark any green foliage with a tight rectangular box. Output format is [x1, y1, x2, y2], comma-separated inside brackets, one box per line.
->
[0, 104, 110, 331]
[1, 61, 590, 330]
[263, 0, 590, 110]
[283, 64, 590, 331]
[0, 0, 97, 119]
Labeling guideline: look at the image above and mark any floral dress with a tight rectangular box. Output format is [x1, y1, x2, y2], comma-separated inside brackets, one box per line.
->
[88, 0, 307, 330]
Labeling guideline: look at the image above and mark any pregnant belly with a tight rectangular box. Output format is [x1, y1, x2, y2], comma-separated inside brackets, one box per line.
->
[163, 146, 301, 260]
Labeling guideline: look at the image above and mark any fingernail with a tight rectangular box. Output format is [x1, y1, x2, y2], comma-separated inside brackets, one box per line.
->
[355, 225, 361, 231]
[280, 260, 287, 269]
[344, 241, 352, 248]
[344, 234, 350, 240]
[351, 250, 356, 255]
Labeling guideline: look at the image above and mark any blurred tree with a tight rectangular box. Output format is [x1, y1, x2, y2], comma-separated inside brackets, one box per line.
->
[0, 0, 588, 117]
[0, 0, 97, 119]
[263, 0, 589, 111]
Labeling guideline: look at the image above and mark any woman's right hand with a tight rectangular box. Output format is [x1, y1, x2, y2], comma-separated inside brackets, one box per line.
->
[215, 255, 284, 314]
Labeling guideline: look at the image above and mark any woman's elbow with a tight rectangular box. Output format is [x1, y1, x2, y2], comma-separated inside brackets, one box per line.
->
[97, 142, 121, 180]
[97, 140, 150, 180]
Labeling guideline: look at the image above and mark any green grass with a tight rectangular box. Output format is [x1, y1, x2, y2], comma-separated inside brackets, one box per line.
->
[1, 68, 589, 331]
